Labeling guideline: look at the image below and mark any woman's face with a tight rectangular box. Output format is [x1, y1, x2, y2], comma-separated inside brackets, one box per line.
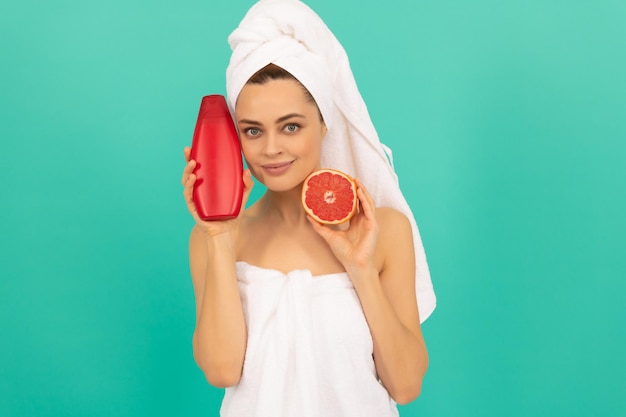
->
[235, 78, 327, 192]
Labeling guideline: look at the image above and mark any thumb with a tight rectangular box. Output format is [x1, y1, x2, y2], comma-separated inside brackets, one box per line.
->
[307, 215, 335, 242]
[238, 169, 254, 216]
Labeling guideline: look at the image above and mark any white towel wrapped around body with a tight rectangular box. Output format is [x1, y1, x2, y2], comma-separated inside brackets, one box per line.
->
[221, 262, 400, 417]
[226, 0, 436, 322]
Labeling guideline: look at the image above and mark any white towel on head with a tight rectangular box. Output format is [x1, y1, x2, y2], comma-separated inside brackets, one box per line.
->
[226, 0, 436, 322]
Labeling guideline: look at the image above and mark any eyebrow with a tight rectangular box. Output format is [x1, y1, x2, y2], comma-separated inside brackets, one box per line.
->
[238, 113, 306, 126]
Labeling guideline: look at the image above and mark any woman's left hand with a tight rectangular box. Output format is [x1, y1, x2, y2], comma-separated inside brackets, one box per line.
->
[307, 178, 379, 274]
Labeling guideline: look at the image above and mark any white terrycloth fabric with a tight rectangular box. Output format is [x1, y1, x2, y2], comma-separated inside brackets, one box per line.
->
[226, 0, 436, 322]
[221, 262, 400, 417]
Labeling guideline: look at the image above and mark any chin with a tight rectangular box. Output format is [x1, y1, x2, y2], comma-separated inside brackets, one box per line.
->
[262, 172, 309, 193]
[263, 179, 304, 193]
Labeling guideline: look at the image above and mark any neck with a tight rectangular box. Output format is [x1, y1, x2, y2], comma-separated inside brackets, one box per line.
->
[260, 186, 309, 226]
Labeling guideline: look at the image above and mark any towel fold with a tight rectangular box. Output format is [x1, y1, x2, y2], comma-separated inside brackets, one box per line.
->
[226, 0, 436, 322]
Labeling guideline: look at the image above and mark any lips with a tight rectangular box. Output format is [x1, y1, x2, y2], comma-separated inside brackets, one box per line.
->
[262, 160, 294, 175]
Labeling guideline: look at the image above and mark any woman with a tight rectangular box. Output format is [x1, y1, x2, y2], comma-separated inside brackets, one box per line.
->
[182, 1, 435, 415]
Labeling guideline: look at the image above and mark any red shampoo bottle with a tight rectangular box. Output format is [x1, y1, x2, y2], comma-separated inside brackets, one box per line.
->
[190, 95, 243, 220]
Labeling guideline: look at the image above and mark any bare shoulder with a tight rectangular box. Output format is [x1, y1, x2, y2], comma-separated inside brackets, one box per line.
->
[374, 207, 415, 281]
[376, 206, 411, 225]
[375, 207, 413, 245]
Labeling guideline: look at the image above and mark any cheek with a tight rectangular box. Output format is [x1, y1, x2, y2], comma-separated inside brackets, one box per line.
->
[239, 143, 258, 174]
[240, 140, 256, 159]
[303, 133, 323, 157]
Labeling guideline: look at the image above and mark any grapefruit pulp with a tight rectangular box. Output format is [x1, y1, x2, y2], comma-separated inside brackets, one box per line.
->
[301, 169, 358, 224]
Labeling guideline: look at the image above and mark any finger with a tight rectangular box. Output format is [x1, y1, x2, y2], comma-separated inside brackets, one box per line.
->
[183, 173, 195, 204]
[307, 215, 327, 235]
[354, 178, 376, 221]
[306, 215, 336, 242]
[181, 159, 196, 186]
[357, 188, 374, 220]
[237, 170, 255, 218]
[183, 174, 199, 218]
[184, 146, 191, 162]
[243, 169, 254, 193]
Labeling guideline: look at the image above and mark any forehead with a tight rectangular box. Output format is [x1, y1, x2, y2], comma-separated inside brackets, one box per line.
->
[235, 78, 315, 120]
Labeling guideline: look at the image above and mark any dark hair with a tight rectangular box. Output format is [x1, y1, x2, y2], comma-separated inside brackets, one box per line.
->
[246, 64, 324, 122]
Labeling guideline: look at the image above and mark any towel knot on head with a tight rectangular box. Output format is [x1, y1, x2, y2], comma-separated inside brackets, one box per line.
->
[226, 0, 335, 129]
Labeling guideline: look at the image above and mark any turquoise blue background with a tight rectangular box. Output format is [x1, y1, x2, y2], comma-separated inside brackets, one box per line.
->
[1, 0, 625, 416]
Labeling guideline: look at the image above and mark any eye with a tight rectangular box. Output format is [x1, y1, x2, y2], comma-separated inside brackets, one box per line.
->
[283, 123, 300, 133]
[244, 127, 261, 137]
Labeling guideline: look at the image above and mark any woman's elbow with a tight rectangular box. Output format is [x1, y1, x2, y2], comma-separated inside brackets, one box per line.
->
[192, 338, 243, 387]
[392, 347, 429, 404]
[203, 366, 242, 388]
[390, 381, 422, 405]
[194, 352, 242, 387]
[389, 363, 427, 405]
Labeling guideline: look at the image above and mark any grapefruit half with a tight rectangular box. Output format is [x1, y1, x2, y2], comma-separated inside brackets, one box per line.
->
[301, 169, 358, 224]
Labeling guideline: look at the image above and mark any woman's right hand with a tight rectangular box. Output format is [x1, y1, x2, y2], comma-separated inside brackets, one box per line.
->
[182, 146, 254, 240]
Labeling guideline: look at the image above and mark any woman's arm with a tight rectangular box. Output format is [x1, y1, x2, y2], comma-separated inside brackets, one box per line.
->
[349, 208, 427, 404]
[182, 146, 252, 388]
[189, 227, 247, 388]
[308, 181, 427, 404]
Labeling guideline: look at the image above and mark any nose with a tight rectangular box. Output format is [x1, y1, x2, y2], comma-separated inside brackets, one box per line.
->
[263, 131, 283, 156]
